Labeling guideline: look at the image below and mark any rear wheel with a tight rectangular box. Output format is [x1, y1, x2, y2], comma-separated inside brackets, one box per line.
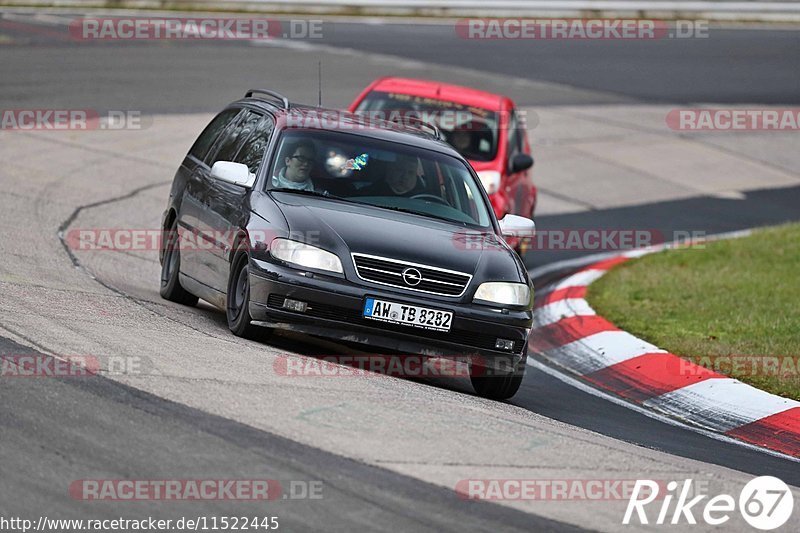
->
[470, 353, 526, 400]
[160, 219, 198, 306]
[226, 249, 263, 339]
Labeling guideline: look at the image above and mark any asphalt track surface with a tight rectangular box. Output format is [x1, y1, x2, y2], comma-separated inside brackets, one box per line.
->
[1, 16, 799, 111]
[1, 12, 800, 530]
[309, 23, 800, 105]
[0, 335, 576, 532]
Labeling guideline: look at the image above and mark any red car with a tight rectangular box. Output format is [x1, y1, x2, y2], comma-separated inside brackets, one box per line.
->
[349, 77, 536, 223]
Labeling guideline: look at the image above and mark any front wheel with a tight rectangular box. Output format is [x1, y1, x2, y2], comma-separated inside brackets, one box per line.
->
[226, 250, 263, 339]
[470, 355, 526, 400]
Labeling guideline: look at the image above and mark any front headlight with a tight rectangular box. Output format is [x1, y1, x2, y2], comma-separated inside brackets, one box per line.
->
[473, 282, 530, 306]
[270, 239, 343, 274]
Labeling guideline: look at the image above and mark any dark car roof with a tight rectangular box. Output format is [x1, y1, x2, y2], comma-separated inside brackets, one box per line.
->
[232, 98, 463, 159]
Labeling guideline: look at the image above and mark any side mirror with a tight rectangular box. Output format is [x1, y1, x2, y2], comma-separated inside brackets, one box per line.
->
[509, 153, 534, 174]
[210, 161, 256, 188]
[499, 214, 535, 238]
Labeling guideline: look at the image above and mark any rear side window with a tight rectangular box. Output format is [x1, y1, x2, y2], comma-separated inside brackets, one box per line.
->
[207, 110, 261, 167]
[233, 115, 275, 174]
[188, 109, 240, 162]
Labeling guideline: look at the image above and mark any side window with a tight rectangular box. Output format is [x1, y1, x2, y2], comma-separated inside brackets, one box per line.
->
[188, 109, 240, 162]
[233, 115, 275, 174]
[507, 111, 522, 157]
[207, 110, 260, 167]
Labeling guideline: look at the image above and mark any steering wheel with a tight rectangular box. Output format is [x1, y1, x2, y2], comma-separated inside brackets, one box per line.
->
[410, 193, 450, 205]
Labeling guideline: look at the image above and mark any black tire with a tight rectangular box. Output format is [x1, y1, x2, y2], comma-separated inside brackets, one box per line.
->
[470, 354, 526, 400]
[160, 219, 198, 306]
[226, 249, 262, 339]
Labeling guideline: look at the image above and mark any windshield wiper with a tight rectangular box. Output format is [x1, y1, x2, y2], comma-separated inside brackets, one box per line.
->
[374, 204, 466, 226]
[270, 189, 469, 226]
[269, 188, 345, 201]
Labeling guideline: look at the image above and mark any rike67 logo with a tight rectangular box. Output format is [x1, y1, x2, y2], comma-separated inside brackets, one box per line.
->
[623, 476, 794, 529]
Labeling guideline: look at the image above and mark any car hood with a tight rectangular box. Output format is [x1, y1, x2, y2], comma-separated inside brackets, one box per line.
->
[271, 193, 527, 290]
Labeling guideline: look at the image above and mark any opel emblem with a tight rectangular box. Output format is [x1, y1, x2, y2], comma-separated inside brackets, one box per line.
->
[401, 267, 422, 286]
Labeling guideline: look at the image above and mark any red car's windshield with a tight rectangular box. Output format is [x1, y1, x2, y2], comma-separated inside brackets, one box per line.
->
[354, 91, 500, 162]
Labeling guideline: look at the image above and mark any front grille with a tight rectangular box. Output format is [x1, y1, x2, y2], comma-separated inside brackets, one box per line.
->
[351, 254, 472, 297]
[266, 295, 524, 354]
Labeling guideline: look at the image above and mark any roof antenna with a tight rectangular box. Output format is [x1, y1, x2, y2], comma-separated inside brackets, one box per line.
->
[318, 61, 322, 107]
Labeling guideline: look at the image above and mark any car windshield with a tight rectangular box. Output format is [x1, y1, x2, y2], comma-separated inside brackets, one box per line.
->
[267, 129, 493, 228]
[354, 91, 500, 162]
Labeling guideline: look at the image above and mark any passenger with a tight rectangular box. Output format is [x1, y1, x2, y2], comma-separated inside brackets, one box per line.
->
[272, 140, 316, 191]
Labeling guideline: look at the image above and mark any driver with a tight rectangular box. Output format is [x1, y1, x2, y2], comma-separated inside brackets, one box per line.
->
[272, 140, 316, 191]
[450, 129, 472, 153]
[364, 155, 424, 197]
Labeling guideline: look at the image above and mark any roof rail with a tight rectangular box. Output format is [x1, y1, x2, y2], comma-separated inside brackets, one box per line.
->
[387, 114, 443, 140]
[244, 89, 291, 110]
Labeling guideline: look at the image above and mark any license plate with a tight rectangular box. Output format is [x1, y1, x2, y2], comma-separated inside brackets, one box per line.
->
[363, 298, 453, 332]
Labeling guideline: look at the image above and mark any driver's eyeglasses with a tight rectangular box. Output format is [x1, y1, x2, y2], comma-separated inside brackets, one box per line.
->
[290, 155, 314, 164]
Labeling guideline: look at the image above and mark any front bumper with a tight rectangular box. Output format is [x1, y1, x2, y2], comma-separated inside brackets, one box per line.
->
[248, 258, 532, 371]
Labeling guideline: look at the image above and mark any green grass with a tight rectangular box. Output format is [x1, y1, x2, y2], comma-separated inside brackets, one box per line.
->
[587, 223, 800, 401]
